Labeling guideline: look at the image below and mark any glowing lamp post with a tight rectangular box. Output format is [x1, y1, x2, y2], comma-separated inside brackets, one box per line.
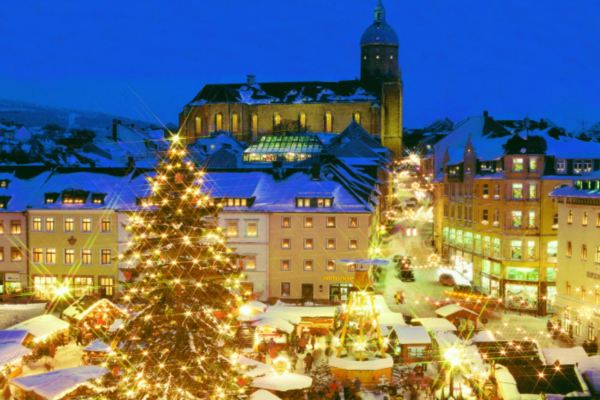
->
[444, 346, 465, 400]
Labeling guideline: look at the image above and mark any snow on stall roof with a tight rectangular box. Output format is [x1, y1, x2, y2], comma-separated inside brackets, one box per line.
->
[374, 295, 406, 326]
[242, 312, 301, 325]
[251, 318, 294, 334]
[245, 301, 267, 313]
[237, 356, 274, 378]
[432, 330, 461, 350]
[10, 366, 106, 399]
[412, 318, 457, 332]
[495, 365, 521, 400]
[109, 319, 124, 333]
[0, 330, 28, 344]
[435, 304, 478, 318]
[252, 372, 313, 391]
[6, 315, 69, 339]
[467, 330, 496, 343]
[267, 305, 337, 318]
[393, 326, 431, 345]
[583, 370, 600, 392]
[329, 354, 393, 371]
[0, 342, 31, 367]
[251, 389, 282, 400]
[542, 347, 600, 371]
[63, 298, 127, 321]
[83, 340, 112, 353]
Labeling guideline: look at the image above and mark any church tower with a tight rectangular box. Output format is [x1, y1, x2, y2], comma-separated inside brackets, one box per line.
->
[360, 0, 403, 156]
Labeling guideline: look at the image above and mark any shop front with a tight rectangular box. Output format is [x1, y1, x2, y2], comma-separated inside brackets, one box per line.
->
[480, 260, 501, 298]
[0, 273, 23, 296]
[504, 281, 539, 310]
[547, 285, 557, 314]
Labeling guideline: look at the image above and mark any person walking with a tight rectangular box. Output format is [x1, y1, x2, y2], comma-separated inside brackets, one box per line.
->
[298, 336, 307, 354]
[342, 377, 352, 399]
[353, 376, 362, 393]
[75, 330, 83, 346]
[310, 335, 317, 350]
[303, 353, 313, 374]
[289, 351, 299, 371]
[546, 320, 553, 334]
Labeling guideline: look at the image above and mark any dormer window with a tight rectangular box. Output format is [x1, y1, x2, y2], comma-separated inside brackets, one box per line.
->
[44, 193, 60, 204]
[224, 198, 253, 207]
[0, 196, 10, 209]
[0, 180, 10, 188]
[136, 197, 155, 207]
[92, 193, 107, 205]
[296, 197, 333, 208]
[62, 190, 89, 204]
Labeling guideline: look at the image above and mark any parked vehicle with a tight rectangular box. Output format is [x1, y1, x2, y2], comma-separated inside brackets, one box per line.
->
[439, 273, 456, 286]
[397, 268, 415, 282]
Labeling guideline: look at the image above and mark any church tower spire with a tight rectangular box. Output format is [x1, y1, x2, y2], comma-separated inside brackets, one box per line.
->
[374, 0, 386, 23]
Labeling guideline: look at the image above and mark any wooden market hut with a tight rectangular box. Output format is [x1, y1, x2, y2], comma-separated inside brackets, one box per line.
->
[434, 304, 479, 329]
[5, 315, 69, 346]
[266, 305, 337, 336]
[63, 298, 127, 329]
[251, 318, 294, 351]
[82, 339, 112, 365]
[0, 330, 32, 378]
[10, 365, 106, 400]
[389, 326, 432, 364]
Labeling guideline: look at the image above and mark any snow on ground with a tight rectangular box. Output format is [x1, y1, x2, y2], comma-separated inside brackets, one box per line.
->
[21, 343, 84, 377]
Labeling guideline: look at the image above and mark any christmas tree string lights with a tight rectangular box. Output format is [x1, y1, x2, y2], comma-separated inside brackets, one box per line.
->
[94, 134, 249, 399]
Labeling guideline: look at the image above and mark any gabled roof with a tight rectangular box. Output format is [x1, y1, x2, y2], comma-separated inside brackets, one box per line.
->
[10, 366, 106, 400]
[186, 81, 382, 106]
[201, 147, 238, 169]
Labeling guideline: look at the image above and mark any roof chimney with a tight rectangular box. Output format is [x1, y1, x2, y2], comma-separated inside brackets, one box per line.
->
[112, 119, 119, 142]
[483, 110, 489, 117]
[310, 163, 322, 181]
[247, 75, 256, 85]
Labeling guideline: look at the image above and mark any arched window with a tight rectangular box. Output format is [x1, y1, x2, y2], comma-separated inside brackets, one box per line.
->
[195, 117, 202, 135]
[325, 111, 332, 133]
[215, 113, 223, 131]
[273, 113, 281, 131]
[252, 114, 258, 136]
[299, 112, 306, 129]
[231, 113, 239, 134]
[353, 111, 361, 125]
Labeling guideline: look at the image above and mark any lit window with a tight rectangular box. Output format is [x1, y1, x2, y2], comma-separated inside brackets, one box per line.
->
[482, 209, 489, 223]
[246, 221, 257, 237]
[326, 238, 336, 249]
[45, 248, 56, 264]
[494, 184, 500, 198]
[511, 241, 522, 259]
[304, 199, 310, 207]
[304, 238, 314, 250]
[32, 217, 42, 232]
[10, 221, 21, 235]
[195, 117, 202, 135]
[252, 114, 258, 136]
[349, 217, 358, 228]
[64, 218, 74, 232]
[327, 217, 336, 228]
[304, 217, 313, 228]
[304, 260, 313, 271]
[227, 221, 238, 237]
[101, 218, 111, 232]
[0, 221, 3, 235]
[568, 210, 573, 224]
[273, 113, 281, 131]
[282, 217, 291, 228]
[281, 260, 291, 271]
[82, 218, 92, 233]
[0, 247, 4, 261]
[349, 239, 358, 250]
[527, 241, 535, 260]
[512, 184, 523, 199]
[231, 113, 239, 134]
[583, 212, 588, 226]
[513, 158, 524, 172]
[529, 158, 538, 172]
[528, 184, 536, 199]
[482, 184, 489, 198]
[348, 263, 356, 272]
[596, 246, 600, 263]
[10, 247, 20, 262]
[585, 160, 593, 172]
[244, 255, 256, 270]
[281, 283, 291, 297]
[528, 212, 535, 228]
[582, 244, 588, 260]
[575, 160, 583, 174]
[326, 260, 335, 271]
[353, 112, 361, 125]
[215, 113, 223, 131]
[567, 241, 572, 257]
[101, 249, 111, 265]
[45, 217, 55, 232]
[547, 241, 558, 258]
[512, 211, 522, 228]
[556, 159, 566, 173]
[64, 249, 75, 265]
[297, 198, 304, 207]
[324, 198, 331, 207]
[325, 111, 332, 133]
[299, 112, 306, 129]
[282, 238, 291, 249]
[82, 249, 92, 265]
[318, 199, 324, 207]
[32, 248, 43, 263]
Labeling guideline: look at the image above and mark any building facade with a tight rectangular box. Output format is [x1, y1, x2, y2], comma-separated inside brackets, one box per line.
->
[179, 1, 403, 156]
[551, 178, 600, 344]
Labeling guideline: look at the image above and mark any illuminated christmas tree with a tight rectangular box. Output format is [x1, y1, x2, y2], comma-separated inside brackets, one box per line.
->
[96, 134, 249, 399]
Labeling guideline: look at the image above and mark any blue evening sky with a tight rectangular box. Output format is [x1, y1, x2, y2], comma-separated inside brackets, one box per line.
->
[1, 0, 599, 131]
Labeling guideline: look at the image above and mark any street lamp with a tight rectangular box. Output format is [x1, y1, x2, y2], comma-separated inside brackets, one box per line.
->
[444, 346, 465, 399]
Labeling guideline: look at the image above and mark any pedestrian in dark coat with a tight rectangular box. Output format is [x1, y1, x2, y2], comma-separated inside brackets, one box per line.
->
[310, 335, 317, 349]
[342, 377, 352, 399]
[546, 320, 553, 333]
[303, 353, 313, 373]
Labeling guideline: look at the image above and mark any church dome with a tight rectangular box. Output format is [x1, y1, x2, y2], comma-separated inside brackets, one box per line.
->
[360, 0, 399, 46]
[360, 23, 399, 46]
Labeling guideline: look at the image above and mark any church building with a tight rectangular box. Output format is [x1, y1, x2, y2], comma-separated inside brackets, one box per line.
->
[179, 0, 403, 156]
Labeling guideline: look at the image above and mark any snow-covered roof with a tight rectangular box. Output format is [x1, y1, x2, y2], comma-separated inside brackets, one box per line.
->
[411, 318, 457, 332]
[542, 347, 600, 371]
[251, 389, 282, 400]
[10, 366, 106, 400]
[251, 318, 294, 334]
[374, 295, 406, 326]
[83, 339, 112, 353]
[495, 365, 521, 400]
[468, 330, 496, 343]
[252, 372, 313, 391]
[471, 136, 511, 161]
[432, 330, 461, 350]
[0, 169, 52, 212]
[109, 319, 124, 333]
[6, 315, 69, 341]
[0, 330, 28, 344]
[237, 356, 274, 378]
[0, 342, 30, 367]
[329, 354, 393, 371]
[246, 301, 267, 313]
[393, 326, 431, 345]
[63, 298, 127, 321]
[267, 305, 337, 318]
[241, 312, 302, 325]
[435, 304, 478, 318]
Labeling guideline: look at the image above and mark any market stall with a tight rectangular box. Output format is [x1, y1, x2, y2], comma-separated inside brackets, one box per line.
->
[251, 318, 293, 352]
[0, 330, 31, 378]
[83, 339, 112, 365]
[267, 305, 337, 336]
[10, 365, 106, 400]
[389, 326, 432, 364]
[63, 297, 127, 331]
[5, 315, 69, 346]
[435, 304, 479, 330]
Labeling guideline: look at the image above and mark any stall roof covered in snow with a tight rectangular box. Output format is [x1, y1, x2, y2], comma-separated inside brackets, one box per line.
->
[467, 330, 496, 343]
[252, 372, 313, 391]
[10, 366, 107, 400]
[329, 354, 394, 371]
[6, 315, 69, 340]
[542, 347, 600, 372]
[251, 318, 294, 334]
[267, 305, 337, 318]
[435, 304, 478, 318]
[251, 389, 281, 400]
[0, 330, 31, 367]
[63, 298, 127, 321]
[237, 356, 274, 378]
[412, 318, 457, 332]
[83, 340, 112, 353]
[392, 326, 431, 345]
